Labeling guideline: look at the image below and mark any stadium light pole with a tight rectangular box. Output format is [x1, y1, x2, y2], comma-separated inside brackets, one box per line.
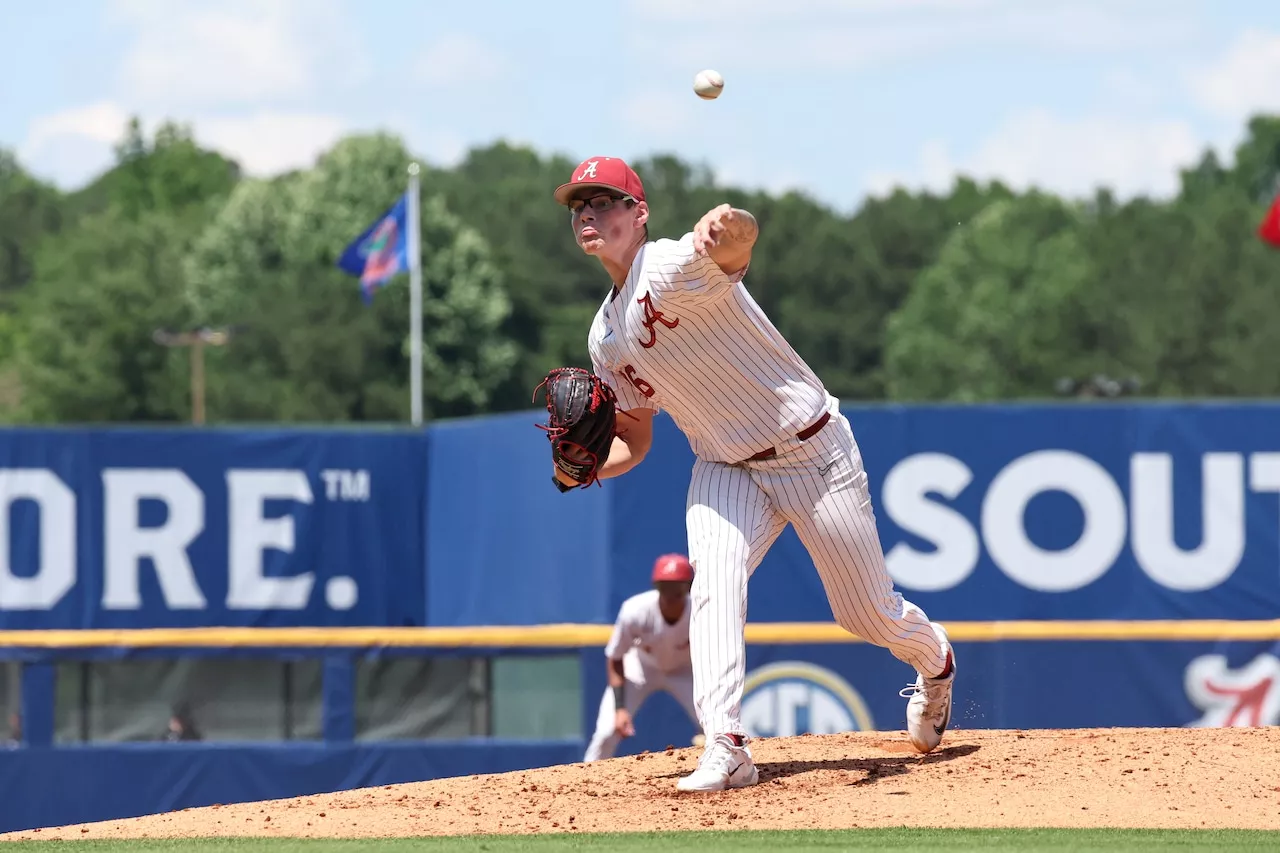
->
[153, 326, 237, 425]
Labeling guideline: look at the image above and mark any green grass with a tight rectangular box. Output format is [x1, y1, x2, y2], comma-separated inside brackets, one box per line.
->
[8, 829, 1280, 853]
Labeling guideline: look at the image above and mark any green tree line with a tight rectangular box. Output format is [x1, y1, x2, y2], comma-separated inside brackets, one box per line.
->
[1, 113, 1278, 425]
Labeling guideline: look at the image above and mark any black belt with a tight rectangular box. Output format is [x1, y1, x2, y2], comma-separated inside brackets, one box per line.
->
[745, 411, 831, 462]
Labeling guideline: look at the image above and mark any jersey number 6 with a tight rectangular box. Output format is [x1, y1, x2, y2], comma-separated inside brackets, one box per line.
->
[623, 364, 655, 399]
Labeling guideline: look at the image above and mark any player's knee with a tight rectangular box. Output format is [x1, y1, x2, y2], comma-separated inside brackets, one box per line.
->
[833, 608, 874, 641]
[833, 594, 904, 645]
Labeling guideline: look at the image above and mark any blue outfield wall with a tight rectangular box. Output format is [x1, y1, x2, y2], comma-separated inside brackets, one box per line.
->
[2, 401, 1280, 831]
[2, 401, 1279, 630]
[607, 400, 1280, 624]
[428, 400, 1280, 626]
[425, 413, 611, 626]
[580, 638, 1280, 759]
[5, 636, 1278, 832]
[0, 741, 582, 835]
[0, 426, 429, 630]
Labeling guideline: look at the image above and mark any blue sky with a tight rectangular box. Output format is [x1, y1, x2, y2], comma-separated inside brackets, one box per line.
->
[2, 0, 1278, 214]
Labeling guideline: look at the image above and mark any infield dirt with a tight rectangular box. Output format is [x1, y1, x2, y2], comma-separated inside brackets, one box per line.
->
[5, 726, 1279, 840]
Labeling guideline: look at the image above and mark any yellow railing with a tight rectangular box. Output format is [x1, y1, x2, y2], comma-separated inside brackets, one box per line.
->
[0, 619, 1277, 649]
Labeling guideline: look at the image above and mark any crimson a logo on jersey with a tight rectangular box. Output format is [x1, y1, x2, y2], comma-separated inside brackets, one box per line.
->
[637, 293, 678, 349]
[1184, 654, 1280, 727]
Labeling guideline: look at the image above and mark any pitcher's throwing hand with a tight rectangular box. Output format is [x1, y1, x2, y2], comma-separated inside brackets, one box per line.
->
[692, 203, 740, 255]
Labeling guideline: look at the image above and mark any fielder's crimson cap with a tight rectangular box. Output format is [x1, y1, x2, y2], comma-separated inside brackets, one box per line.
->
[652, 553, 693, 583]
[554, 156, 646, 206]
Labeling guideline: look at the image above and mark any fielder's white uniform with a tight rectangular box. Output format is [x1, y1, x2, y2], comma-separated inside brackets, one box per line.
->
[587, 232, 950, 741]
[584, 589, 698, 761]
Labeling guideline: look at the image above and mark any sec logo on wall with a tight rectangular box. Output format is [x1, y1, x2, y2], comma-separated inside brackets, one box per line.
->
[740, 661, 875, 736]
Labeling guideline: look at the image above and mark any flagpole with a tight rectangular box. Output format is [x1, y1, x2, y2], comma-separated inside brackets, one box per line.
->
[407, 162, 423, 426]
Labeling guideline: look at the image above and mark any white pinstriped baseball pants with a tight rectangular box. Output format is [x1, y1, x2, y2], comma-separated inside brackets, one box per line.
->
[685, 410, 948, 741]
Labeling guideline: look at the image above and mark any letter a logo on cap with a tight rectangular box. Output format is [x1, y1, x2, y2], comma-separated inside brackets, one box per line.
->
[576, 161, 598, 181]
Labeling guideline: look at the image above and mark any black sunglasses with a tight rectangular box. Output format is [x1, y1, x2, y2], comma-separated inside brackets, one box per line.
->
[568, 194, 635, 215]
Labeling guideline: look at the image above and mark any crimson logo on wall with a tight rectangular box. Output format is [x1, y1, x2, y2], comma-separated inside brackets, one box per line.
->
[1185, 654, 1280, 728]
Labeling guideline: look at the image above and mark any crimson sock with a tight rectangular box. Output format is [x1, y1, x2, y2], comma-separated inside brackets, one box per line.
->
[934, 650, 954, 680]
[726, 733, 746, 747]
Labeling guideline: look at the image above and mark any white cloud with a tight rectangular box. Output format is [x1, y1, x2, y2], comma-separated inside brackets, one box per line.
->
[631, 0, 1003, 23]
[18, 101, 134, 187]
[13, 1, 376, 188]
[416, 130, 469, 169]
[1189, 29, 1280, 122]
[18, 101, 349, 186]
[865, 110, 1203, 201]
[106, 0, 366, 108]
[196, 112, 348, 176]
[714, 156, 811, 198]
[414, 35, 508, 87]
[21, 101, 132, 156]
[863, 139, 958, 197]
[630, 0, 1193, 70]
[1101, 68, 1168, 107]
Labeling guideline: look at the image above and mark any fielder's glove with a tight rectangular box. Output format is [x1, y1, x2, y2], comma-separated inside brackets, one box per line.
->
[533, 367, 618, 492]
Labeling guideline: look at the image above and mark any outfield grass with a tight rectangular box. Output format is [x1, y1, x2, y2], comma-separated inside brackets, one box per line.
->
[7, 829, 1280, 853]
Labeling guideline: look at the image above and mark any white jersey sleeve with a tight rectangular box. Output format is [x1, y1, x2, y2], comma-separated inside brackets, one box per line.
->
[646, 233, 748, 307]
[603, 600, 639, 661]
[601, 591, 691, 672]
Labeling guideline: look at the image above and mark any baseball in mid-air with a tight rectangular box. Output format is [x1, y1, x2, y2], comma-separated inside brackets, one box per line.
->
[693, 69, 724, 100]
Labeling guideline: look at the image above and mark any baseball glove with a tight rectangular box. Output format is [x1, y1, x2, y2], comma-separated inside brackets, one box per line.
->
[533, 367, 619, 491]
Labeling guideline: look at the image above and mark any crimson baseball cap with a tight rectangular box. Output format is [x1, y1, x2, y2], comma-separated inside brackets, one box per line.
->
[554, 156, 646, 206]
[652, 553, 693, 583]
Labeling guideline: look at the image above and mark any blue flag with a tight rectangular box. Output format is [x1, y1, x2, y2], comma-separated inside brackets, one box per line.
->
[336, 191, 411, 302]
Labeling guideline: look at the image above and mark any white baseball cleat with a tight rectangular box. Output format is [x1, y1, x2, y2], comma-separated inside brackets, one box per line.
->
[900, 628, 956, 754]
[676, 733, 759, 792]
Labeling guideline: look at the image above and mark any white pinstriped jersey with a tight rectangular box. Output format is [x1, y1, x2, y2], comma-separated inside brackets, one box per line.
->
[587, 233, 833, 464]
[604, 590, 692, 673]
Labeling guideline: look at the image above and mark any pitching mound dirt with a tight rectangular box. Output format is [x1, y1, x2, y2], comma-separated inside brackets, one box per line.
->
[5, 726, 1279, 840]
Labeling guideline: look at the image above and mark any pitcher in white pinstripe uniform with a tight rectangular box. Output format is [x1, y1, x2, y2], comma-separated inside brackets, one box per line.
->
[551, 156, 956, 793]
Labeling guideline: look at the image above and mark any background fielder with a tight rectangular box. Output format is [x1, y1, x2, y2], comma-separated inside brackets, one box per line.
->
[584, 554, 700, 762]
[551, 156, 956, 793]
